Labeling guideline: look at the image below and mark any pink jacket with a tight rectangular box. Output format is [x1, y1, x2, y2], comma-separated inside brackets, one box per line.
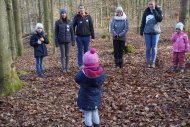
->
[171, 32, 189, 52]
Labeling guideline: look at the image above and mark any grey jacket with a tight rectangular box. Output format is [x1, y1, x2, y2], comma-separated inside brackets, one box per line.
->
[140, 6, 163, 35]
[111, 13, 128, 41]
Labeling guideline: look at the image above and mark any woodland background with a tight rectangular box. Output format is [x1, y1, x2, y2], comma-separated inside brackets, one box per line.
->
[0, 0, 190, 127]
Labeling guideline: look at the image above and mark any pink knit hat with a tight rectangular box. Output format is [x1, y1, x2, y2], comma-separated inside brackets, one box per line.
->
[83, 48, 99, 67]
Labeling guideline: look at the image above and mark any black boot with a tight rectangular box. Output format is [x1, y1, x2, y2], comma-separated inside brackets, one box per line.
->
[93, 123, 99, 127]
[85, 125, 92, 127]
[114, 59, 119, 67]
[119, 59, 124, 68]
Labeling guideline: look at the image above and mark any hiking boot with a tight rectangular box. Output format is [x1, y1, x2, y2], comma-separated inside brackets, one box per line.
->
[85, 125, 92, 127]
[66, 69, 70, 73]
[93, 123, 100, 127]
[39, 74, 48, 78]
[180, 69, 184, 73]
[146, 62, 150, 68]
[62, 68, 66, 73]
[171, 67, 177, 72]
[150, 63, 155, 68]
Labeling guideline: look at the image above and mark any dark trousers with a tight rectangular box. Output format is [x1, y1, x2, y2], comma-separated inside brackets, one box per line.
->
[59, 43, 70, 70]
[173, 52, 186, 69]
[113, 40, 125, 67]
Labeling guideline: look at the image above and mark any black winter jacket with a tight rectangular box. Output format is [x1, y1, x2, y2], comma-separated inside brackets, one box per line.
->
[55, 19, 74, 47]
[73, 13, 95, 39]
[30, 31, 49, 58]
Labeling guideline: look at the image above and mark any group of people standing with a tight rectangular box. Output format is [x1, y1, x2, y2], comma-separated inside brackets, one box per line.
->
[29, 0, 189, 126]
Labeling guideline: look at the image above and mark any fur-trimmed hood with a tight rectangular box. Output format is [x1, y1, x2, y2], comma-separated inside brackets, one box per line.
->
[114, 12, 127, 20]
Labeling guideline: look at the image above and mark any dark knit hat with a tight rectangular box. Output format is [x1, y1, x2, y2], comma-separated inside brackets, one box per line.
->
[60, 8, 66, 14]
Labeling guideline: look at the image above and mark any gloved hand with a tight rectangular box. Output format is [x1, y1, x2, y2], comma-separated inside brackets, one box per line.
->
[114, 35, 118, 38]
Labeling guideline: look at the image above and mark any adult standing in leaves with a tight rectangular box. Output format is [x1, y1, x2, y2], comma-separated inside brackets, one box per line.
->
[111, 6, 128, 68]
[55, 8, 75, 73]
[140, 0, 163, 68]
[73, 4, 95, 69]
[30, 23, 49, 78]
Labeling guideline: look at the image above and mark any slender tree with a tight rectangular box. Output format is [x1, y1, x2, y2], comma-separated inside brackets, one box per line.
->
[5, 0, 17, 60]
[43, 0, 52, 43]
[12, 0, 23, 57]
[179, 0, 188, 26]
[0, 0, 22, 96]
[37, 0, 42, 22]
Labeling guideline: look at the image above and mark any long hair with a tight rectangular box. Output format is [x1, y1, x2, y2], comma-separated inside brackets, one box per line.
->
[59, 14, 69, 23]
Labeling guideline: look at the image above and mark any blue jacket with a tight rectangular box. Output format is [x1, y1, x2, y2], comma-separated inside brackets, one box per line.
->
[30, 31, 49, 58]
[55, 19, 74, 47]
[140, 6, 163, 35]
[111, 13, 128, 41]
[75, 67, 106, 111]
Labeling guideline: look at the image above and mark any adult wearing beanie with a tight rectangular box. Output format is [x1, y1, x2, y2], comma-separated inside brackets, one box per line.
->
[140, 0, 163, 68]
[75, 48, 106, 127]
[73, 4, 95, 68]
[55, 8, 75, 73]
[111, 6, 128, 68]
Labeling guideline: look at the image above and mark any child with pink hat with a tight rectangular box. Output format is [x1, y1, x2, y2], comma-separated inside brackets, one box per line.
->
[75, 48, 106, 127]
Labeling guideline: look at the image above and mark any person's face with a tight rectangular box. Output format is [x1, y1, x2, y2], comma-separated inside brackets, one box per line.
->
[79, 6, 85, 14]
[176, 28, 181, 34]
[61, 13, 67, 19]
[116, 10, 123, 16]
[36, 27, 43, 33]
[148, 1, 155, 10]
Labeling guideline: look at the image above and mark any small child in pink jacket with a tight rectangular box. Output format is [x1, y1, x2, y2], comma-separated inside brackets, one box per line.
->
[171, 22, 189, 73]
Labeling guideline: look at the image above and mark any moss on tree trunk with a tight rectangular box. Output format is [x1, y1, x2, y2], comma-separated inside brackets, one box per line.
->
[0, 0, 22, 97]
[0, 68, 22, 96]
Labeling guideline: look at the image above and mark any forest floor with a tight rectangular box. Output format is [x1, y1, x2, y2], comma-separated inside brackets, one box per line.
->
[0, 28, 190, 127]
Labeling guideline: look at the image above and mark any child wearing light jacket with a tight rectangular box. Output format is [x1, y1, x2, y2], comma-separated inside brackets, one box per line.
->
[111, 6, 128, 68]
[171, 22, 189, 73]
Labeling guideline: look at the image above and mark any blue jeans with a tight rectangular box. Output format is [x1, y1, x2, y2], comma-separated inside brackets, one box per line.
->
[36, 57, 43, 76]
[76, 36, 90, 67]
[144, 34, 160, 63]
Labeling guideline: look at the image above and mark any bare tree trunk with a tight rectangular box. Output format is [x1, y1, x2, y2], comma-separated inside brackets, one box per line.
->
[12, 0, 23, 57]
[37, 0, 42, 22]
[0, 0, 22, 96]
[26, 0, 31, 33]
[5, 0, 17, 60]
[50, 0, 55, 53]
[179, 0, 188, 27]
[20, 0, 24, 34]
[43, 0, 52, 43]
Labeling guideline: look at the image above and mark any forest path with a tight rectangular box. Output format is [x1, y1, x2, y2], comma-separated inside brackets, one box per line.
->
[0, 28, 190, 127]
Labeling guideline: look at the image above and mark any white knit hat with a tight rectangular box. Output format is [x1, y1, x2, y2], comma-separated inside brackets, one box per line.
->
[175, 22, 184, 31]
[35, 23, 44, 30]
[116, 6, 123, 12]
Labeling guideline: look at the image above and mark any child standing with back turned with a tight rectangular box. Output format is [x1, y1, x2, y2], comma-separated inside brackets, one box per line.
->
[171, 22, 189, 73]
[75, 48, 106, 127]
